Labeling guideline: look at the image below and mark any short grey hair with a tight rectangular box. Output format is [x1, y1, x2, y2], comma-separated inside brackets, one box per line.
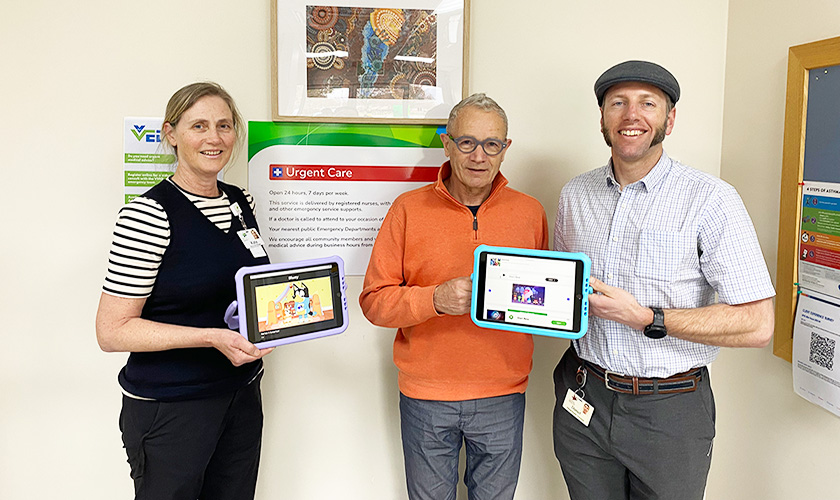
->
[446, 93, 508, 137]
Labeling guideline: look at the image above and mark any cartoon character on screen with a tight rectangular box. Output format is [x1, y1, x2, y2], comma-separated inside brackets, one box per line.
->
[265, 284, 293, 327]
[311, 293, 323, 317]
[522, 287, 534, 304]
[275, 300, 287, 322]
[265, 300, 279, 327]
[292, 283, 312, 320]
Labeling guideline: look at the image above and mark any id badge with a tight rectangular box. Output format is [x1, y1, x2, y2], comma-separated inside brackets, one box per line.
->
[237, 228, 267, 258]
[562, 389, 594, 426]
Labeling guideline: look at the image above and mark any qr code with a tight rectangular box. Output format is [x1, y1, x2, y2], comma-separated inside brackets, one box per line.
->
[809, 332, 835, 370]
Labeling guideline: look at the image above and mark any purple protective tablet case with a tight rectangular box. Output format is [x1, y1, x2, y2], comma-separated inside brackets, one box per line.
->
[224, 256, 349, 349]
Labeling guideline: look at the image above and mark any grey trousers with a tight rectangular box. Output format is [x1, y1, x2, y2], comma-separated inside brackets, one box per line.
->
[399, 392, 525, 500]
[552, 347, 714, 500]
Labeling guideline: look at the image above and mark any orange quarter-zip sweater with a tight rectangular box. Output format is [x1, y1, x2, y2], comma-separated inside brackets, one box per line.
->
[360, 162, 549, 401]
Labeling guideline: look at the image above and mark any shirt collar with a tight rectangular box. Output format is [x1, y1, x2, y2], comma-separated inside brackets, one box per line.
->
[602, 150, 672, 192]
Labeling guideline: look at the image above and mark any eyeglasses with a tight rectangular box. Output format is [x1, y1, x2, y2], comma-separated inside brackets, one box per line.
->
[447, 134, 508, 156]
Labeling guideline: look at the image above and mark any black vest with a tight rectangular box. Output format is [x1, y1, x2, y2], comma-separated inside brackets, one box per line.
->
[118, 179, 269, 401]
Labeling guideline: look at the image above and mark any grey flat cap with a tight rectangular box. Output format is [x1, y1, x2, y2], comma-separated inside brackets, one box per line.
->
[594, 60, 680, 106]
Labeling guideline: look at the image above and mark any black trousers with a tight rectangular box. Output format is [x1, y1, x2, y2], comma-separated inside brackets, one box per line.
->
[553, 347, 714, 500]
[119, 375, 263, 500]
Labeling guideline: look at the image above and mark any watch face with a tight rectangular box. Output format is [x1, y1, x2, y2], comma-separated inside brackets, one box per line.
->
[644, 326, 667, 339]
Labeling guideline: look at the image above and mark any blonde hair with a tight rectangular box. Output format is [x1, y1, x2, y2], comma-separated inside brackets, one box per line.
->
[162, 82, 244, 160]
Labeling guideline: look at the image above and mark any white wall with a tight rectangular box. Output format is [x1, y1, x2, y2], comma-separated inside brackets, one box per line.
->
[0, 0, 836, 498]
[712, 1, 840, 499]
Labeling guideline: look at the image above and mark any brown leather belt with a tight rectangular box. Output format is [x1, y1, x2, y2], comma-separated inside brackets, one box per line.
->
[572, 350, 702, 395]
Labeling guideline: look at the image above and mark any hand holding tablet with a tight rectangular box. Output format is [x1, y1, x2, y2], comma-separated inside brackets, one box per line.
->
[224, 256, 349, 349]
[470, 245, 592, 339]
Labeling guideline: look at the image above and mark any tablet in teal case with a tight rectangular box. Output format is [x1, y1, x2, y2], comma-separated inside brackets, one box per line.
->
[471, 245, 592, 339]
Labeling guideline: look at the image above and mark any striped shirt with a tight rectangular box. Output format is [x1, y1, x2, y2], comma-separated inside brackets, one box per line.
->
[103, 178, 255, 298]
[554, 151, 775, 377]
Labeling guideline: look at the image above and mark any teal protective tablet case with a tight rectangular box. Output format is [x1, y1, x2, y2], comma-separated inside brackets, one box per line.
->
[470, 245, 592, 339]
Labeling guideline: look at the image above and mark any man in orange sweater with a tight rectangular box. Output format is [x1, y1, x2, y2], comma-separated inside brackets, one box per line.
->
[360, 94, 548, 500]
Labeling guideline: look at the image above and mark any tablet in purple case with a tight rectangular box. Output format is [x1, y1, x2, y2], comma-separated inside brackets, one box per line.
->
[226, 256, 349, 349]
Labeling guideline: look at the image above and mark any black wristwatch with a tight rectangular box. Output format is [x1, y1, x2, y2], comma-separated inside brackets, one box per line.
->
[643, 307, 667, 339]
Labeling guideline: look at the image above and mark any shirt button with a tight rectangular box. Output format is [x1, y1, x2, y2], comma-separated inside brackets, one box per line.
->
[612, 237, 618, 242]
[607, 273, 614, 279]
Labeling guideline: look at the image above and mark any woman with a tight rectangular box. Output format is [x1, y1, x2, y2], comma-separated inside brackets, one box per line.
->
[96, 82, 272, 499]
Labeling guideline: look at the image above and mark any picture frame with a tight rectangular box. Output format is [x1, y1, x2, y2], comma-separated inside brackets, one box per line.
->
[774, 35, 840, 362]
[271, 0, 470, 124]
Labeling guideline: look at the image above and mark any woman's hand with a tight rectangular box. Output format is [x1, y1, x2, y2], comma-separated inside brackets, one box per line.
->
[209, 329, 274, 366]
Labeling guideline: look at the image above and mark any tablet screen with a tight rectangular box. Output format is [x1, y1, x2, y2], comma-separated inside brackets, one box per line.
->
[241, 262, 344, 344]
[474, 250, 585, 334]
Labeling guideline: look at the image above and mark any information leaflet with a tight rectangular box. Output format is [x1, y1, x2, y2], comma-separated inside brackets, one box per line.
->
[793, 291, 840, 417]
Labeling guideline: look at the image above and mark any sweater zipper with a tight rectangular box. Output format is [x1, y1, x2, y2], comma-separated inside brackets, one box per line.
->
[472, 212, 478, 239]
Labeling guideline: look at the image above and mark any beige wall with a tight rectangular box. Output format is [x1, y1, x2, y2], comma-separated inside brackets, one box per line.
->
[712, 1, 840, 499]
[0, 0, 837, 498]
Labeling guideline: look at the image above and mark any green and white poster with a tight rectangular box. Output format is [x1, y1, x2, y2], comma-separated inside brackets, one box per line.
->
[123, 117, 172, 204]
[248, 121, 446, 274]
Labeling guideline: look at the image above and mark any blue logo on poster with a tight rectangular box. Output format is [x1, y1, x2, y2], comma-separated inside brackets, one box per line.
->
[131, 125, 161, 143]
[270, 166, 283, 179]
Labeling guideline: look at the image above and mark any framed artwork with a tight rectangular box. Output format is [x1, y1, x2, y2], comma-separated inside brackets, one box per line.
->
[775, 35, 840, 362]
[271, 0, 469, 124]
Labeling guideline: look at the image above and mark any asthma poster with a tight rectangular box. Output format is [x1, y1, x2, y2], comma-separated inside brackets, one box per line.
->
[798, 182, 840, 300]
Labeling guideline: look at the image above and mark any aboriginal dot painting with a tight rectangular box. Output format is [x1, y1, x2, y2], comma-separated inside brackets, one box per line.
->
[306, 6, 437, 99]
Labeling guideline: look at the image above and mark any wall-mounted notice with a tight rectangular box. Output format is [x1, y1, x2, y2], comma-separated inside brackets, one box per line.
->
[248, 122, 446, 274]
[793, 292, 840, 417]
[799, 182, 840, 300]
[123, 117, 172, 204]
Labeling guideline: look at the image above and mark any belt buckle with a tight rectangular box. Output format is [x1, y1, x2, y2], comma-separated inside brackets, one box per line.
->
[604, 370, 621, 392]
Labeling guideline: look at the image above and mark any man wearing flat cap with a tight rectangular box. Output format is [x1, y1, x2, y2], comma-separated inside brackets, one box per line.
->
[551, 60, 776, 499]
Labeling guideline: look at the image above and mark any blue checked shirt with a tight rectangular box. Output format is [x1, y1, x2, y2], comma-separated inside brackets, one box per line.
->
[554, 151, 775, 377]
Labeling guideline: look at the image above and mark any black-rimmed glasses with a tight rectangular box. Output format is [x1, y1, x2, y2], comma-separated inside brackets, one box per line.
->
[447, 134, 508, 156]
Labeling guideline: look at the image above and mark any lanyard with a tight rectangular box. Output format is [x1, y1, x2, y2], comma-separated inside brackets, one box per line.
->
[230, 202, 248, 230]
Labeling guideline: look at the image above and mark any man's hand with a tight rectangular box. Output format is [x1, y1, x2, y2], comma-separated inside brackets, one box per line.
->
[588, 277, 653, 331]
[433, 277, 473, 316]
